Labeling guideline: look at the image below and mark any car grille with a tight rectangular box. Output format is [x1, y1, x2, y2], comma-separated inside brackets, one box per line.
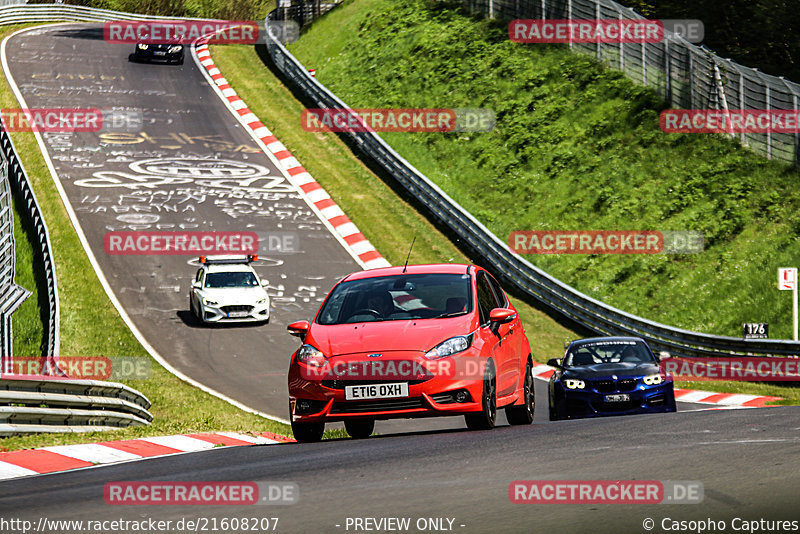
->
[593, 380, 616, 393]
[591, 378, 638, 393]
[221, 305, 253, 313]
[330, 397, 424, 414]
[321, 379, 429, 390]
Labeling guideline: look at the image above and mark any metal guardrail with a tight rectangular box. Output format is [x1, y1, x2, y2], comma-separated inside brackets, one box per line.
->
[0, 376, 152, 435]
[0, 128, 57, 359]
[0, 152, 30, 365]
[265, 10, 800, 359]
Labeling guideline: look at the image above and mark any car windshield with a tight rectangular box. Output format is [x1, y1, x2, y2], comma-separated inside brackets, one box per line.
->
[564, 341, 655, 366]
[316, 273, 472, 324]
[205, 271, 259, 288]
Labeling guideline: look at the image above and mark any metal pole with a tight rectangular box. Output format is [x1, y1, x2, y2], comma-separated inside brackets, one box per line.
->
[765, 84, 772, 159]
[689, 51, 694, 109]
[794, 281, 798, 341]
[739, 72, 746, 145]
[568, 0, 572, 49]
[618, 12, 624, 71]
[664, 37, 671, 104]
[596, 0, 601, 61]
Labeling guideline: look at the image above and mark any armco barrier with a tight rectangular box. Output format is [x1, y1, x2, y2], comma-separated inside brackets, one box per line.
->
[0, 127, 56, 359]
[0, 375, 153, 435]
[264, 10, 800, 360]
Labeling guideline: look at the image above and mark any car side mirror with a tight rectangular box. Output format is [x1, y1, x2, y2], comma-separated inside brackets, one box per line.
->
[287, 320, 310, 338]
[489, 308, 515, 324]
[547, 358, 562, 368]
[191, 281, 201, 289]
[261, 279, 269, 287]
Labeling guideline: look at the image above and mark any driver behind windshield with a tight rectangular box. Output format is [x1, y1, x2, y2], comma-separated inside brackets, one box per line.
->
[365, 290, 394, 318]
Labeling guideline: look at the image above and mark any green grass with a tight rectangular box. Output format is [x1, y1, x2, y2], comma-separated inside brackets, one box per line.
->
[0, 23, 294, 451]
[10, 187, 44, 356]
[288, 0, 800, 342]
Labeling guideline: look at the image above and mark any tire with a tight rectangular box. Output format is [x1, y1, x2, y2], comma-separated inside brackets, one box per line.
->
[465, 360, 496, 430]
[291, 420, 324, 443]
[344, 419, 374, 439]
[190, 296, 200, 320]
[506, 359, 535, 425]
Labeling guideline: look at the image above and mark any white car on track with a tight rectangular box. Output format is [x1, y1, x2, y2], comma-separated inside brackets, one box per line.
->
[189, 255, 270, 324]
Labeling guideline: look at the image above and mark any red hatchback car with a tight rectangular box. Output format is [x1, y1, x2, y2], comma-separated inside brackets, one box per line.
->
[287, 264, 535, 442]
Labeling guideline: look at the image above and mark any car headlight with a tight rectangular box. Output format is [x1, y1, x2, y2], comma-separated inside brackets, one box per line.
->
[167, 45, 183, 53]
[564, 379, 585, 389]
[297, 344, 327, 367]
[137, 43, 148, 50]
[202, 297, 218, 306]
[424, 334, 473, 360]
[256, 298, 267, 305]
[643, 374, 663, 385]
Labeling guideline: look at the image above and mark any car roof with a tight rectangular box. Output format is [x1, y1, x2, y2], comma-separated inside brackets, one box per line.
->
[203, 264, 255, 274]
[569, 336, 646, 346]
[343, 263, 473, 281]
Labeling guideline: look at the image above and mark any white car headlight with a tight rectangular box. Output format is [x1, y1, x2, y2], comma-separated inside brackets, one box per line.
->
[297, 344, 327, 367]
[643, 374, 663, 385]
[202, 297, 218, 306]
[256, 298, 268, 305]
[167, 45, 183, 53]
[137, 43, 148, 50]
[424, 334, 473, 360]
[564, 379, 585, 389]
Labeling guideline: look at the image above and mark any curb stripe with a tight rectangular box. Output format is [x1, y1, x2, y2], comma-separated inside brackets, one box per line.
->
[0, 450, 93, 473]
[0, 431, 295, 481]
[193, 39, 390, 270]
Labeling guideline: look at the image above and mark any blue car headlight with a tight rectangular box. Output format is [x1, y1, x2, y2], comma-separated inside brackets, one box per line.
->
[564, 378, 585, 389]
[643, 374, 663, 385]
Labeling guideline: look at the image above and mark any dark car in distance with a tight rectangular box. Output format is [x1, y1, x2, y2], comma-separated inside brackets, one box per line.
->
[132, 38, 184, 64]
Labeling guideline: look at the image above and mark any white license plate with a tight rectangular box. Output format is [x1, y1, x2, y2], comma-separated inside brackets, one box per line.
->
[228, 311, 249, 318]
[345, 382, 408, 401]
[605, 394, 630, 402]
[154, 51, 166, 56]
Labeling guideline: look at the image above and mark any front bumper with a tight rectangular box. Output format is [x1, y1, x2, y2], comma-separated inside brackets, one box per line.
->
[554, 381, 676, 419]
[288, 354, 488, 422]
[200, 301, 270, 323]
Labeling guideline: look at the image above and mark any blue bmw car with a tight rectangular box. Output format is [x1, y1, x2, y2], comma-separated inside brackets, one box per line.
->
[548, 336, 676, 420]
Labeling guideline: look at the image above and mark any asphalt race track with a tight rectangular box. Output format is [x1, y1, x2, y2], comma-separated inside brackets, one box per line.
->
[4, 24, 366, 421]
[3, 407, 799, 533]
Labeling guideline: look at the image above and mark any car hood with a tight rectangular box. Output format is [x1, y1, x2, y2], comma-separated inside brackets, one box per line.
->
[563, 362, 661, 379]
[199, 287, 268, 304]
[307, 315, 474, 356]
